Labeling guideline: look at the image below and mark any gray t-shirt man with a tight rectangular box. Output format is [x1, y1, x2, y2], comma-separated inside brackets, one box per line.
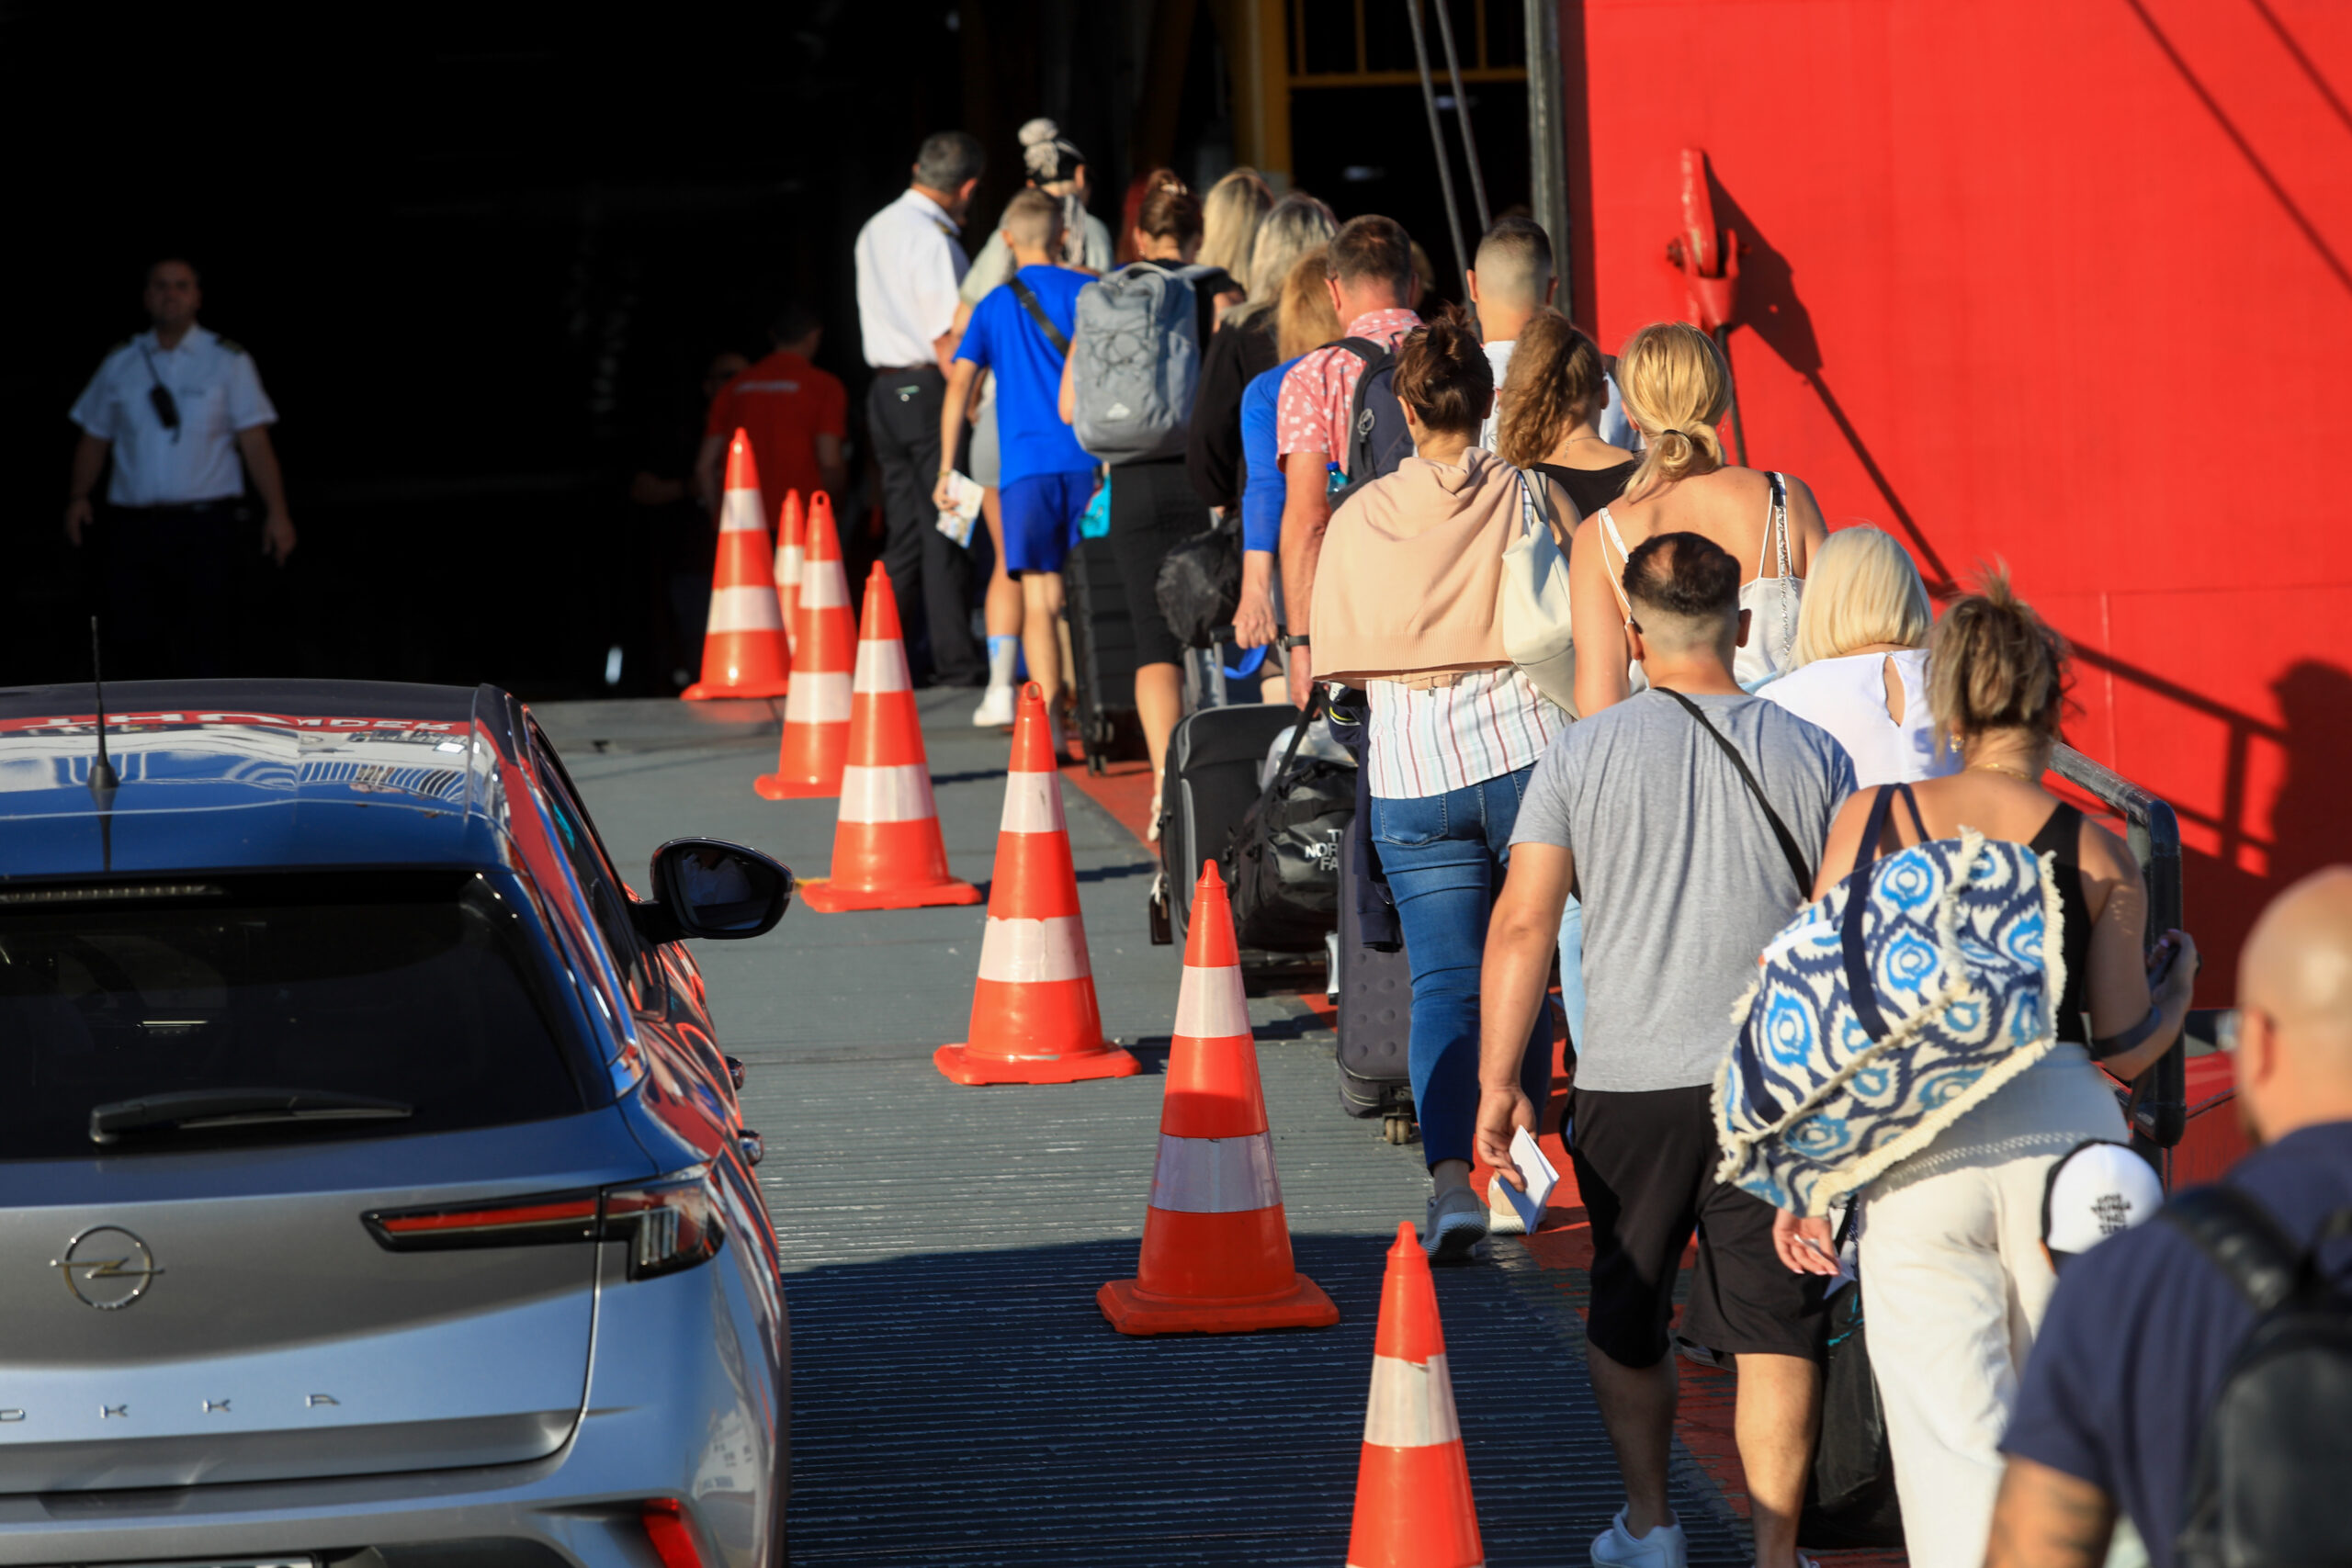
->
[1510, 689, 1855, 1092]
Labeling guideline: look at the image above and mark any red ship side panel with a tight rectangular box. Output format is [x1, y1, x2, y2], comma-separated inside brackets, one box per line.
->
[1567, 0, 2352, 998]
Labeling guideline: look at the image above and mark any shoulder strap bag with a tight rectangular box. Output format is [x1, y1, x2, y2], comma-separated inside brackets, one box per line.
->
[1008, 276, 1070, 357]
[1658, 687, 1813, 897]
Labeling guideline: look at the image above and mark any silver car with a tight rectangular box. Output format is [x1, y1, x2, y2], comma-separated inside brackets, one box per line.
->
[0, 679, 793, 1568]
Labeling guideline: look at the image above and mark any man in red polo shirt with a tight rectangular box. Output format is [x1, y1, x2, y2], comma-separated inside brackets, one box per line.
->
[695, 303, 849, 513]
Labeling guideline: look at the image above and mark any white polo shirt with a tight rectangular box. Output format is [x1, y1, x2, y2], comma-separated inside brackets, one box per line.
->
[854, 188, 969, 368]
[69, 325, 277, 506]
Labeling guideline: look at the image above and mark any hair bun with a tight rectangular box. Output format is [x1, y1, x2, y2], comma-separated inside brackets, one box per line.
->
[1017, 118, 1060, 148]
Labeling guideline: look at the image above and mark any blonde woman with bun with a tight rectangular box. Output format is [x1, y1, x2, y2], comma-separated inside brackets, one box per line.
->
[1569, 321, 1829, 716]
[1759, 525, 1956, 786]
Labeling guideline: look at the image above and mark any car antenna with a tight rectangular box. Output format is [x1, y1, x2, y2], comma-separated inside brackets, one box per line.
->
[88, 615, 120, 801]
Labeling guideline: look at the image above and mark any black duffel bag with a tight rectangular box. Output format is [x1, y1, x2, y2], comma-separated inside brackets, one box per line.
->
[1154, 511, 1241, 651]
[1226, 688, 1355, 952]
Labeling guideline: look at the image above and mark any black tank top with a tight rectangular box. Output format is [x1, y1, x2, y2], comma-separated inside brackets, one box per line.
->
[1531, 459, 1639, 520]
[2028, 802, 2094, 1043]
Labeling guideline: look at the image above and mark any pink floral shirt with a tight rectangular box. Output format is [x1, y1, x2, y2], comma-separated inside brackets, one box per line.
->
[1273, 308, 1422, 469]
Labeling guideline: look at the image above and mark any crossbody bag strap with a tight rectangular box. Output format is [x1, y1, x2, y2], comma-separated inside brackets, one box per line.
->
[1008, 277, 1070, 358]
[1658, 687, 1814, 897]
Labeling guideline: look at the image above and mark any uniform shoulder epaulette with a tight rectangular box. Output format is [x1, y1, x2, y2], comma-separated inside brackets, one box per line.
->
[216, 337, 247, 355]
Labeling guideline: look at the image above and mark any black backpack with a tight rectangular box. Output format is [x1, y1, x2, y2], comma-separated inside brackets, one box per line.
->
[1226, 687, 1355, 952]
[1329, 336, 1414, 511]
[2165, 1185, 2352, 1568]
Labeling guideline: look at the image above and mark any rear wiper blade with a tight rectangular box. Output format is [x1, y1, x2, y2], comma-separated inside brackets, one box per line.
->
[91, 1088, 415, 1144]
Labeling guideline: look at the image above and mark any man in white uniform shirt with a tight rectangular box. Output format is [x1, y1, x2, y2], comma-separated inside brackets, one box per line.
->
[854, 130, 989, 687]
[65, 258, 295, 677]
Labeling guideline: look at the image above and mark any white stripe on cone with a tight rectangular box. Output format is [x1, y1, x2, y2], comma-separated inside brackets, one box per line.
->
[976, 915, 1091, 983]
[784, 671, 853, 725]
[854, 638, 912, 693]
[1148, 1131, 1283, 1213]
[838, 763, 935, 824]
[720, 488, 766, 533]
[799, 562, 850, 611]
[780, 546, 804, 588]
[707, 585, 786, 634]
[1362, 1352, 1463, 1447]
[998, 769, 1068, 835]
[1173, 960, 1250, 1040]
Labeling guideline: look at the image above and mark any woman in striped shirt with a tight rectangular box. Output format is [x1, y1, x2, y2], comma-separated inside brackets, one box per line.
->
[1313, 311, 1578, 1260]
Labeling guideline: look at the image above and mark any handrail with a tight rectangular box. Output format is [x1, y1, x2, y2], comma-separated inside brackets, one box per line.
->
[2049, 744, 2188, 1166]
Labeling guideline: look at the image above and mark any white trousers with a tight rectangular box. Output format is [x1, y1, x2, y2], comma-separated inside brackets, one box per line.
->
[1859, 1153, 2065, 1568]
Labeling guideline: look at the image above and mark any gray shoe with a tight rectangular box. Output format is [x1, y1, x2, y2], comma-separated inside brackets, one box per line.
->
[1424, 1186, 1488, 1262]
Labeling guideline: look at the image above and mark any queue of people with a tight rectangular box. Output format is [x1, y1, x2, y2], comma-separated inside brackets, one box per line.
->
[837, 126, 2326, 1568]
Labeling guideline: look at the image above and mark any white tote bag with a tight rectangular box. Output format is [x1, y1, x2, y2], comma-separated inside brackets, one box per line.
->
[1499, 470, 1578, 716]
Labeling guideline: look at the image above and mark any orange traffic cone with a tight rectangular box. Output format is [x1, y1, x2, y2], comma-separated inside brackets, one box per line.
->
[772, 489, 807, 660]
[754, 482, 854, 798]
[1346, 1223, 1484, 1568]
[799, 565, 982, 913]
[683, 430, 792, 701]
[936, 685, 1139, 1084]
[1097, 862, 1339, 1334]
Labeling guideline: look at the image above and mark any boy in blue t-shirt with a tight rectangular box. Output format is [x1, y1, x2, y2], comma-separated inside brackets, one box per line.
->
[935, 189, 1097, 721]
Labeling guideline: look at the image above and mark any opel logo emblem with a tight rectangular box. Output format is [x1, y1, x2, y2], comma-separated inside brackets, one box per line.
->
[51, 1226, 163, 1310]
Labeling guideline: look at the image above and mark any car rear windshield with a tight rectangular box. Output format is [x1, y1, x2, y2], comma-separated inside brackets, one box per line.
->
[0, 871, 587, 1160]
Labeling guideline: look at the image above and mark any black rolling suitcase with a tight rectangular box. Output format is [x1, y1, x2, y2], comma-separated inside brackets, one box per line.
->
[1336, 795, 1417, 1142]
[1149, 702, 1296, 946]
[1063, 531, 1147, 774]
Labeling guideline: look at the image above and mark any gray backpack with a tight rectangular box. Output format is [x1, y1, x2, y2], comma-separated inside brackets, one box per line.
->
[1070, 262, 1217, 466]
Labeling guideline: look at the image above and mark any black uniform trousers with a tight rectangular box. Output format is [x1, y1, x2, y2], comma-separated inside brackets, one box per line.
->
[865, 366, 984, 685]
[93, 501, 251, 680]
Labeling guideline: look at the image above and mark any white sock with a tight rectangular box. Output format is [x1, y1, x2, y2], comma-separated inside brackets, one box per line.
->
[987, 635, 1019, 689]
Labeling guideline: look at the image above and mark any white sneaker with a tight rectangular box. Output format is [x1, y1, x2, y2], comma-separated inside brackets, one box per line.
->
[1591, 1507, 1688, 1568]
[971, 686, 1017, 728]
[1423, 1187, 1488, 1262]
[1486, 1177, 1527, 1236]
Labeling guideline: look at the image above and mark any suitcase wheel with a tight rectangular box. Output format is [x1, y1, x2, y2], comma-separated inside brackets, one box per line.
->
[1383, 1112, 1417, 1145]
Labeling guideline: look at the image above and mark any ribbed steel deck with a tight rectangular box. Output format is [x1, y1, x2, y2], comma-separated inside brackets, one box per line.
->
[541, 694, 1749, 1567]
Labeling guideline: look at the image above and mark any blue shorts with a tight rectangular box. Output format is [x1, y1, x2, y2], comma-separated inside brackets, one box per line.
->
[999, 470, 1091, 575]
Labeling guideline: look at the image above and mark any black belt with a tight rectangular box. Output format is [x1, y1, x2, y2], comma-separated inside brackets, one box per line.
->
[110, 499, 243, 518]
[873, 363, 941, 375]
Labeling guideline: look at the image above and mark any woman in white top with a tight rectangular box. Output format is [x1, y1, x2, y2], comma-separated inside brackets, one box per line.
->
[1568, 322, 1829, 716]
[1759, 525, 1958, 786]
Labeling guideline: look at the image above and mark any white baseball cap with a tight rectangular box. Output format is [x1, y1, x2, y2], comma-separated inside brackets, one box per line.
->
[2042, 1139, 2165, 1268]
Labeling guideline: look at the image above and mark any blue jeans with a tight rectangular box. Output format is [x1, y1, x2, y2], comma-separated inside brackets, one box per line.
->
[1372, 766, 1554, 1169]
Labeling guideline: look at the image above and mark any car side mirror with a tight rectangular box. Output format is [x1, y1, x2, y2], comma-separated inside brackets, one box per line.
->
[636, 838, 793, 942]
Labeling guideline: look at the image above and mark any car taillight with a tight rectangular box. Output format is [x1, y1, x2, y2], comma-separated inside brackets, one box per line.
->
[364, 1192, 600, 1249]
[640, 1500, 707, 1568]
[602, 1169, 726, 1280]
[364, 1167, 724, 1280]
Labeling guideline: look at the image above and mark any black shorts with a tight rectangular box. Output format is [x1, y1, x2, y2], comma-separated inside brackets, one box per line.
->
[1105, 457, 1204, 669]
[1569, 1084, 1827, 1368]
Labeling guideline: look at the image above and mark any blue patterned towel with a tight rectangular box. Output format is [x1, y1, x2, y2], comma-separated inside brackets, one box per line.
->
[1713, 794, 2068, 1215]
